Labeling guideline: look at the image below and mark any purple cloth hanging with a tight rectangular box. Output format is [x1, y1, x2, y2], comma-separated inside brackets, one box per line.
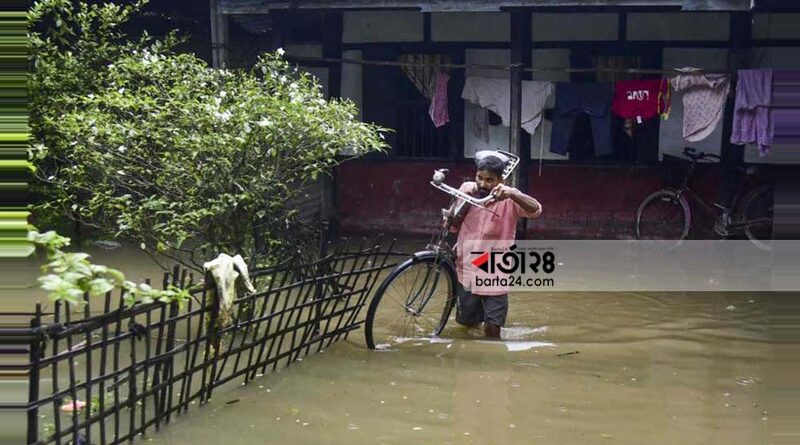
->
[730, 69, 773, 156]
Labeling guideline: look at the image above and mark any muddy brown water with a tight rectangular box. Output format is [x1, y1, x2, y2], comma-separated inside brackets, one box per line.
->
[4, 241, 796, 444]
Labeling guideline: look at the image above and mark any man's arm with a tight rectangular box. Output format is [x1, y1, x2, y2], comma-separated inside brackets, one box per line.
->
[492, 184, 542, 218]
[443, 181, 478, 231]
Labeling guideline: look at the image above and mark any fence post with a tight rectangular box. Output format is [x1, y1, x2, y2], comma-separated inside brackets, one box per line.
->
[200, 270, 219, 403]
[161, 267, 180, 422]
[27, 304, 42, 445]
[312, 221, 330, 337]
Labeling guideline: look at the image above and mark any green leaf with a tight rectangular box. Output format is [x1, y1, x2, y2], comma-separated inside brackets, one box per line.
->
[86, 278, 115, 296]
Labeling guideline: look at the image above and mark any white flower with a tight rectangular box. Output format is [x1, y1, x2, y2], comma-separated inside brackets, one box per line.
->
[117, 145, 127, 153]
[214, 110, 232, 122]
[118, 87, 125, 94]
[277, 47, 285, 56]
[220, 90, 227, 98]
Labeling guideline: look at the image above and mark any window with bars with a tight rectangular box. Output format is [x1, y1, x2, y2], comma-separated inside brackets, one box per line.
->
[361, 49, 460, 159]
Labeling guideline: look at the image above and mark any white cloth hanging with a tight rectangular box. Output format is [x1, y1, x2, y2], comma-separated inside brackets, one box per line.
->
[461, 76, 553, 135]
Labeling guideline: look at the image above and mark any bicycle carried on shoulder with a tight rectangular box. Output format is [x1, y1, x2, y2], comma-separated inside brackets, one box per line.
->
[364, 151, 520, 349]
[634, 147, 773, 250]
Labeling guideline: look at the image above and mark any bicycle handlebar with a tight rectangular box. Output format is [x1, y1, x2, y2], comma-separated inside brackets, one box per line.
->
[431, 169, 499, 217]
[430, 150, 521, 219]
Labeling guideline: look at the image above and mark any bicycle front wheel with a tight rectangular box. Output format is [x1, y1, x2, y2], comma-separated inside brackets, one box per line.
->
[635, 189, 691, 244]
[364, 254, 456, 350]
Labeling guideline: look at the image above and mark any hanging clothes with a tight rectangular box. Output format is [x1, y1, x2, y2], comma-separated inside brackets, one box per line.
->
[658, 78, 672, 120]
[473, 107, 490, 143]
[399, 54, 446, 99]
[612, 78, 670, 122]
[730, 69, 773, 156]
[670, 68, 730, 142]
[461, 76, 553, 135]
[398, 54, 451, 127]
[550, 82, 613, 157]
[428, 72, 450, 128]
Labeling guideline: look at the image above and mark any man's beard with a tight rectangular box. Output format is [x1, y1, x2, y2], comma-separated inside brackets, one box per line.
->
[473, 187, 492, 199]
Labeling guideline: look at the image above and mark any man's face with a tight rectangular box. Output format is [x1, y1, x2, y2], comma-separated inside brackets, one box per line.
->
[474, 169, 502, 198]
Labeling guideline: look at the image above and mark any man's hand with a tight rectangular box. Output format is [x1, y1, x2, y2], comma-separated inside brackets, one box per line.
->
[492, 184, 543, 217]
[491, 183, 517, 201]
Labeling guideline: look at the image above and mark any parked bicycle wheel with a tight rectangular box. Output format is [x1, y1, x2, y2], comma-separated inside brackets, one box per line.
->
[364, 254, 456, 349]
[737, 184, 773, 251]
[635, 189, 691, 245]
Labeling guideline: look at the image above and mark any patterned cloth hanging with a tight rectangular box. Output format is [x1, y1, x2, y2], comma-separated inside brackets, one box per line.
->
[398, 54, 450, 100]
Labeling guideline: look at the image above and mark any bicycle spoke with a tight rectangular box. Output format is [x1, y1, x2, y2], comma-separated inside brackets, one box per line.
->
[368, 259, 453, 347]
[637, 193, 687, 241]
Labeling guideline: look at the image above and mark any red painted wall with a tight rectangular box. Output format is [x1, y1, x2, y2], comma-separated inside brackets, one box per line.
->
[335, 160, 722, 239]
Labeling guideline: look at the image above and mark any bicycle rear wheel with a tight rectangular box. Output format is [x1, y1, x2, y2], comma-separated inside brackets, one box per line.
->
[635, 189, 691, 245]
[364, 254, 456, 350]
[738, 184, 773, 251]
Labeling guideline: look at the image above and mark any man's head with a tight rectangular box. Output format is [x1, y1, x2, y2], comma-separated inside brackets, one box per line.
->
[474, 154, 506, 197]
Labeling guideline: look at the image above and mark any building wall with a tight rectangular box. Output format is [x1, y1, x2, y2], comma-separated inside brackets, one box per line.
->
[532, 13, 618, 41]
[335, 160, 723, 238]
[626, 12, 729, 41]
[431, 12, 509, 42]
[270, 10, 799, 238]
[342, 11, 423, 43]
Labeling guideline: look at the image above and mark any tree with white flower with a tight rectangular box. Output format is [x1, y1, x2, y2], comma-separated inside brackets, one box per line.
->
[29, 0, 388, 270]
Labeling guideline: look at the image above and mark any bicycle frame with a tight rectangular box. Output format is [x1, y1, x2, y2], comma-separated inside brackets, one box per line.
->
[671, 149, 769, 235]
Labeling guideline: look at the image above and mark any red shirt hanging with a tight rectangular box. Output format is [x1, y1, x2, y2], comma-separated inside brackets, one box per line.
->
[612, 79, 670, 121]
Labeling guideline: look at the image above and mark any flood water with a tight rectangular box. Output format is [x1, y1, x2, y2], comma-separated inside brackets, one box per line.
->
[6, 241, 797, 444]
[147, 291, 792, 445]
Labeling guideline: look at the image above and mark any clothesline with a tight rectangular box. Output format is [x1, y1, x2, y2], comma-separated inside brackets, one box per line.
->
[284, 55, 734, 75]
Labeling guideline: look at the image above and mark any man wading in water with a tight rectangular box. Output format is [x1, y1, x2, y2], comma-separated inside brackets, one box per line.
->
[449, 151, 543, 339]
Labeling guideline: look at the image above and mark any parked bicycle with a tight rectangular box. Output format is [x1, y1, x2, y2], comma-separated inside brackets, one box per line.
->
[635, 147, 773, 250]
[364, 151, 520, 349]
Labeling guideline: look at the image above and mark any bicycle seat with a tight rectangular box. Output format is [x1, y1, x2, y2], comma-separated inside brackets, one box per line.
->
[682, 147, 720, 162]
